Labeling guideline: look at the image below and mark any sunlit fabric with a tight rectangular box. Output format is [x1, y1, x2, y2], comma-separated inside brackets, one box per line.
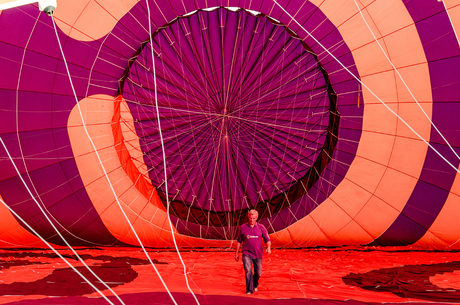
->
[0, 0, 458, 249]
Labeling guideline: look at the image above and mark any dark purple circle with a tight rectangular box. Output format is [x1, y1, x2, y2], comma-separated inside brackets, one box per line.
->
[121, 8, 337, 225]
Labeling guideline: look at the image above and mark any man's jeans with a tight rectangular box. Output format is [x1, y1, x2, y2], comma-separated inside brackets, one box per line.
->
[242, 254, 262, 293]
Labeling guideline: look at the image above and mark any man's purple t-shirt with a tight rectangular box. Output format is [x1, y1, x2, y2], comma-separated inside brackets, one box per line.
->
[237, 223, 270, 258]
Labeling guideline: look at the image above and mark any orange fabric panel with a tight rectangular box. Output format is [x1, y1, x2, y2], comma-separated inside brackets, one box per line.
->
[393, 101, 433, 141]
[0, 195, 47, 248]
[373, 167, 419, 211]
[53, 0, 138, 41]
[330, 220, 374, 245]
[68, 94, 171, 247]
[271, 215, 331, 247]
[387, 137, 429, 178]
[353, 193, 401, 238]
[354, 131, 395, 166]
[68, 94, 230, 248]
[308, 199, 354, 245]
[363, 0, 414, 37]
[118, 98, 150, 178]
[337, 156, 387, 200]
[309, 0, 358, 29]
[445, 1, 460, 43]
[273, 0, 433, 247]
[111, 96, 163, 211]
[384, 27, 430, 69]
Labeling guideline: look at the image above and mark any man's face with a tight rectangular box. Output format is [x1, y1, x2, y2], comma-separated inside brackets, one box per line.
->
[248, 213, 258, 226]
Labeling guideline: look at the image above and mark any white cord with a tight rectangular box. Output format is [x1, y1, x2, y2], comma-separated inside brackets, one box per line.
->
[9, 9, 123, 304]
[50, 14, 178, 305]
[146, 1, 200, 303]
[353, 0, 460, 161]
[272, 0, 460, 175]
[0, 138, 116, 305]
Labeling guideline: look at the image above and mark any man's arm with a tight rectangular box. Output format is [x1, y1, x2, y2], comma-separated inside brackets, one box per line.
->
[266, 241, 271, 255]
[235, 242, 241, 261]
[260, 224, 271, 255]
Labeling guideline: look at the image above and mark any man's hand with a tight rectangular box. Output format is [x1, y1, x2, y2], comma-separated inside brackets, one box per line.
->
[266, 248, 271, 255]
[235, 242, 241, 262]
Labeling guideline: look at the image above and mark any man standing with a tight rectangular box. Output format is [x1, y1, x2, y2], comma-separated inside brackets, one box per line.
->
[235, 209, 271, 294]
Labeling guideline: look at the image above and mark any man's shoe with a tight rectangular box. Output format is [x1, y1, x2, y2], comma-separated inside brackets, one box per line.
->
[246, 291, 252, 294]
[254, 288, 258, 292]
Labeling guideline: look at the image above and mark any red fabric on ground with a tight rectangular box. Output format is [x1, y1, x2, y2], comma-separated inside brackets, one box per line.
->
[2, 292, 435, 305]
[0, 247, 460, 304]
[343, 261, 460, 302]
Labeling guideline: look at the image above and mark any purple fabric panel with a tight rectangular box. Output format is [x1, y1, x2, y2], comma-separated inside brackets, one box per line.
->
[272, 208, 295, 231]
[416, 13, 460, 61]
[0, 7, 126, 245]
[0, 0, 346, 239]
[400, 186, 448, 229]
[0, 133, 51, 180]
[167, 3, 360, 235]
[144, 0, 177, 27]
[260, 0, 285, 21]
[26, 163, 79, 206]
[429, 57, 460, 102]
[371, 0, 460, 246]
[195, 0, 219, 10]
[419, 143, 459, 188]
[17, 16, 97, 98]
[402, 0, 444, 22]
[17, 92, 52, 131]
[301, 8, 335, 49]
[0, 157, 120, 246]
[0, 90, 20, 134]
[277, 0, 315, 34]
[51, 63, 89, 97]
[124, 8, 334, 213]
[17, 132, 59, 171]
[0, 45, 24, 90]
[0, 7, 45, 52]
[50, 95, 79, 126]
[0, 1, 363, 242]
[333, 145, 359, 169]
[336, 129, 361, 155]
[173, 0, 197, 16]
[111, 11, 148, 45]
[238, 0, 264, 13]
[430, 103, 460, 147]
[104, 27, 144, 59]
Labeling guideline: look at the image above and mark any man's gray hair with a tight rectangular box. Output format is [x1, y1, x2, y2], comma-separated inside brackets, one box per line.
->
[248, 209, 258, 216]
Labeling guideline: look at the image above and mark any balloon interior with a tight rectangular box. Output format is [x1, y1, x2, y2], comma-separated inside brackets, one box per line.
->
[0, 0, 459, 304]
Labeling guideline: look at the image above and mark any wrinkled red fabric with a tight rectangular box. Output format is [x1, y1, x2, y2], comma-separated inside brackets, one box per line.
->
[1, 247, 460, 305]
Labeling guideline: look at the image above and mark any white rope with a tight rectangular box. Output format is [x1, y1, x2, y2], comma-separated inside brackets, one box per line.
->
[0, 138, 116, 305]
[14, 9, 103, 247]
[273, 0, 460, 175]
[50, 14, 178, 305]
[353, 0, 460, 161]
[146, 0, 200, 303]
[9, 10, 122, 304]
